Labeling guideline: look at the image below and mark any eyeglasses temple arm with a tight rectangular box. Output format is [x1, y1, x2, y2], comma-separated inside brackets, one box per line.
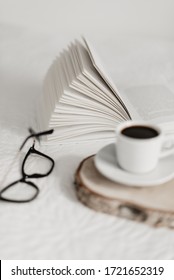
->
[34, 129, 54, 138]
[19, 129, 54, 151]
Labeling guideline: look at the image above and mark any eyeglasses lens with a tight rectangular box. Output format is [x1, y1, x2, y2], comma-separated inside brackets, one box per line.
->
[0, 181, 38, 203]
[23, 150, 54, 178]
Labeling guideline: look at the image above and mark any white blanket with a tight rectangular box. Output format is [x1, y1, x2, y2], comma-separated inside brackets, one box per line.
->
[0, 23, 174, 260]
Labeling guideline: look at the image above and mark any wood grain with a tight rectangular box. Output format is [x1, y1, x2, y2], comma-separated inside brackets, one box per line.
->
[75, 155, 174, 229]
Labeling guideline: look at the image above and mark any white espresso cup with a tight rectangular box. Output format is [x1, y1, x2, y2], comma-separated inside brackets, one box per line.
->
[115, 121, 174, 174]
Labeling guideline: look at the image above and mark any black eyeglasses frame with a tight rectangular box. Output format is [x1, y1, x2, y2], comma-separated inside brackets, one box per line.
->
[0, 129, 55, 203]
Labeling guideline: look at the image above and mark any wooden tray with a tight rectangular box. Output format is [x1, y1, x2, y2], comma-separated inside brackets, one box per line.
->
[75, 155, 174, 229]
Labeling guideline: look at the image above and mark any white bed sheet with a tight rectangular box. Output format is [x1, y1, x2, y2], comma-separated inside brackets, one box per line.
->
[1, 23, 174, 260]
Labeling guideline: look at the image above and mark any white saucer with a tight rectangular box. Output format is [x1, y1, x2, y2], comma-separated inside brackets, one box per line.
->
[94, 143, 174, 187]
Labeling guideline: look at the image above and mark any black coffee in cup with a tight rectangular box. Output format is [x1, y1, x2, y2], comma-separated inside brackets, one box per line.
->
[121, 125, 159, 139]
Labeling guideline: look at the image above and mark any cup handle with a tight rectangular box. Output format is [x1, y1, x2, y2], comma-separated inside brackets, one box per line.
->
[159, 136, 174, 158]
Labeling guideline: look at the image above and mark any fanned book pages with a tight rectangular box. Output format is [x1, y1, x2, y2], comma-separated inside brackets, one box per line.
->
[38, 38, 174, 142]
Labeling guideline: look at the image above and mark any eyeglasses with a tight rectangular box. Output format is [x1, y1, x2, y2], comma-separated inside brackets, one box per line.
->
[0, 128, 55, 203]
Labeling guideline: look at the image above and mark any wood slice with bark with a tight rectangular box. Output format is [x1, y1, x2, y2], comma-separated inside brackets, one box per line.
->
[75, 155, 174, 229]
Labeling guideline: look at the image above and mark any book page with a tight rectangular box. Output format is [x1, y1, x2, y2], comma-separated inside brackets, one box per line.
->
[123, 85, 174, 134]
[46, 124, 115, 142]
[83, 37, 131, 120]
[76, 41, 128, 120]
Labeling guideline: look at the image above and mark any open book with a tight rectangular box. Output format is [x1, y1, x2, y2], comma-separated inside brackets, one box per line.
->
[38, 37, 174, 142]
